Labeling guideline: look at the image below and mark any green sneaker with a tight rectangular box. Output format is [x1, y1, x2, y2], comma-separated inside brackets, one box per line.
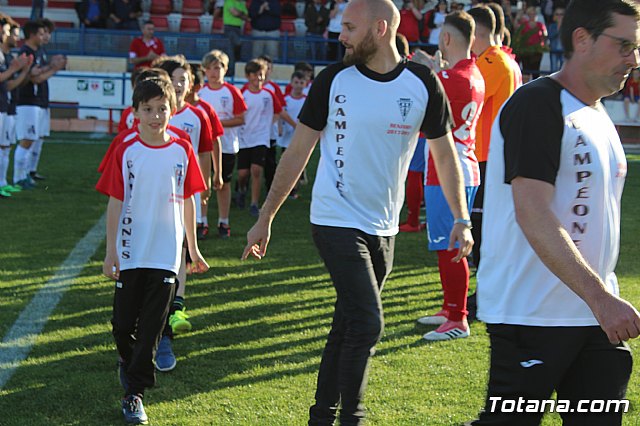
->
[2, 185, 22, 193]
[0, 189, 10, 198]
[169, 309, 192, 334]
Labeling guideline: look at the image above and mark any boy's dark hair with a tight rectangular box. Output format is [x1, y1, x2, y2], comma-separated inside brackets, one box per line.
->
[395, 33, 410, 57]
[561, 0, 640, 59]
[153, 55, 193, 86]
[142, 20, 154, 27]
[291, 70, 306, 81]
[39, 17, 55, 32]
[258, 54, 273, 64]
[444, 10, 476, 45]
[190, 63, 204, 87]
[468, 5, 496, 34]
[135, 68, 171, 86]
[293, 61, 313, 73]
[132, 77, 177, 112]
[22, 20, 45, 39]
[245, 58, 268, 75]
[131, 67, 146, 87]
[485, 2, 504, 38]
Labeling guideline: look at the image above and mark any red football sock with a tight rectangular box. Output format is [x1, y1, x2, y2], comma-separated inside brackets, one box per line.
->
[437, 249, 469, 322]
[405, 171, 423, 227]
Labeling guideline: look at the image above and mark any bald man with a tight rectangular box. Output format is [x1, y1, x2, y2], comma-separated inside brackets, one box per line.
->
[242, 0, 472, 423]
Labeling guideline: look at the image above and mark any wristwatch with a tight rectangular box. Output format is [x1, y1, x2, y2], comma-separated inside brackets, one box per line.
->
[454, 218, 472, 229]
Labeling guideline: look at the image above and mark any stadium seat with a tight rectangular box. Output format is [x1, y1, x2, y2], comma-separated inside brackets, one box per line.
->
[212, 18, 224, 34]
[180, 17, 200, 33]
[280, 19, 295, 35]
[150, 16, 170, 31]
[182, 0, 204, 15]
[150, 0, 173, 15]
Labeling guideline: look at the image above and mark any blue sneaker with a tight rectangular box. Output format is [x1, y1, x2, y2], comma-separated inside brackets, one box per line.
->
[117, 358, 129, 391]
[15, 178, 35, 190]
[121, 394, 149, 424]
[155, 335, 176, 372]
[249, 204, 260, 217]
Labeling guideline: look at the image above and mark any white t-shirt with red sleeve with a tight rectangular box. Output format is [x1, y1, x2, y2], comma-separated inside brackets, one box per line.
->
[98, 125, 192, 173]
[240, 87, 282, 149]
[195, 99, 225, 140]
[170, 104, 213, 154]
[197, 82, 247, 154]
[426, 58, 485, 187]
[277, 93, 306, 148]
[96, 136, 206, 274]
[118, 106, 136, 133]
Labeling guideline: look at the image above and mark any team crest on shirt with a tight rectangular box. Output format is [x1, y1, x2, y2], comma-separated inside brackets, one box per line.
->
[174, 163, 185, 187]
[181, 123, 194, 135]
[397, 98, 413, 122]
[262, 97, 270, 108]
[220, 96, 230, 109]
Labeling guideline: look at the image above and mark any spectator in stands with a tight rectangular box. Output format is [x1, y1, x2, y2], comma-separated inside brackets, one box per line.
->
[305, 0, 330, 59]
[129, 21, 166, 69]
[76, 0, 110, 28]
[547, 6, 565, 71]
[623, 68, 640, 122]
[427, 0, 449, 48]
[398, 0, 423, 43]
[249, 0, 282, 60]
[326, 0, 347, 61]
[223, 0, 249, 77]
[515, 3, 547, 80]
[107, 0, 142, 30]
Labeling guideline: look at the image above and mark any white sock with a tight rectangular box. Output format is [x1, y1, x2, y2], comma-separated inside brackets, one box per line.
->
[13, 145, 30, 183]
[202, 215, 208, 226]
[218, 217, 229, 225]
[29, 139, 43, 173]
[0, 147, 9, 187]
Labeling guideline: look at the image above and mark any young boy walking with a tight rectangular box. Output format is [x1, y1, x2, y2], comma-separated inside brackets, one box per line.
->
[97, 77, 208, 425]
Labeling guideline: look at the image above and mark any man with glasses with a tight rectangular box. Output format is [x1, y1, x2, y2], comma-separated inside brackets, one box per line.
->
[469, 0, 640, 425]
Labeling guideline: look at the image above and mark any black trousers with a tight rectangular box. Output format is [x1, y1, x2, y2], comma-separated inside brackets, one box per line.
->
[473, 324, 632, 426]
[112, 268, 177, 396]
[264, 139, 277, 192]
[471, 161, 486, 268]
[308, 225, 394, 426]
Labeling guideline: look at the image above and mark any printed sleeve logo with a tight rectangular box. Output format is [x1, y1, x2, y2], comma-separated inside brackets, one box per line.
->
[397, 98, 413, 122]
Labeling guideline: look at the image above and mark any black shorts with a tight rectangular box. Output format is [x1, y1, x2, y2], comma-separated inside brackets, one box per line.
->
[216, 153, 236, 183]
[237, 145, 267, 169]
[472, 324, 632, 425]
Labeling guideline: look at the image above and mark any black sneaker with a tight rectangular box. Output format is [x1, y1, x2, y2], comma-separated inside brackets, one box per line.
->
[197, 224, 209, 240]
[218, 223, 230, 239]
[29, 171, 46, 181]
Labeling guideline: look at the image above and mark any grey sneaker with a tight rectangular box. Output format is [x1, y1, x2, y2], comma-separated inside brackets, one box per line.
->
[121, 394, 149, 424]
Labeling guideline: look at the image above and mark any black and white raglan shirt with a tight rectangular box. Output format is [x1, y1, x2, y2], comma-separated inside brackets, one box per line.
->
[477, 77, 627, 326]
[299, 60, 453, 236]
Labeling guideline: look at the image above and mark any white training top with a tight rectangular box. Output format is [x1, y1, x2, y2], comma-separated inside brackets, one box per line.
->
[96, 136, 206, 274]
[198, 82, 247, 154]
[277, 93, 306, 148]
[477, 77, 627, 326]
[299, 60, 452, 236]
[240, 87, 282, 149]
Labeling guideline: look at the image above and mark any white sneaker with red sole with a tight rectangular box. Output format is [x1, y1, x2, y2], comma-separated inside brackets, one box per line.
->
[423, 319, 470, 341]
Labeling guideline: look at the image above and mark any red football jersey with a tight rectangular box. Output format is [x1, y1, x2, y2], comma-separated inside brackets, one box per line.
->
[426, 58, 485, 187]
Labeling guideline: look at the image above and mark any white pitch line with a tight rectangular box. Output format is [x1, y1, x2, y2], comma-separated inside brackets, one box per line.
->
[0, 213, 106, 389]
